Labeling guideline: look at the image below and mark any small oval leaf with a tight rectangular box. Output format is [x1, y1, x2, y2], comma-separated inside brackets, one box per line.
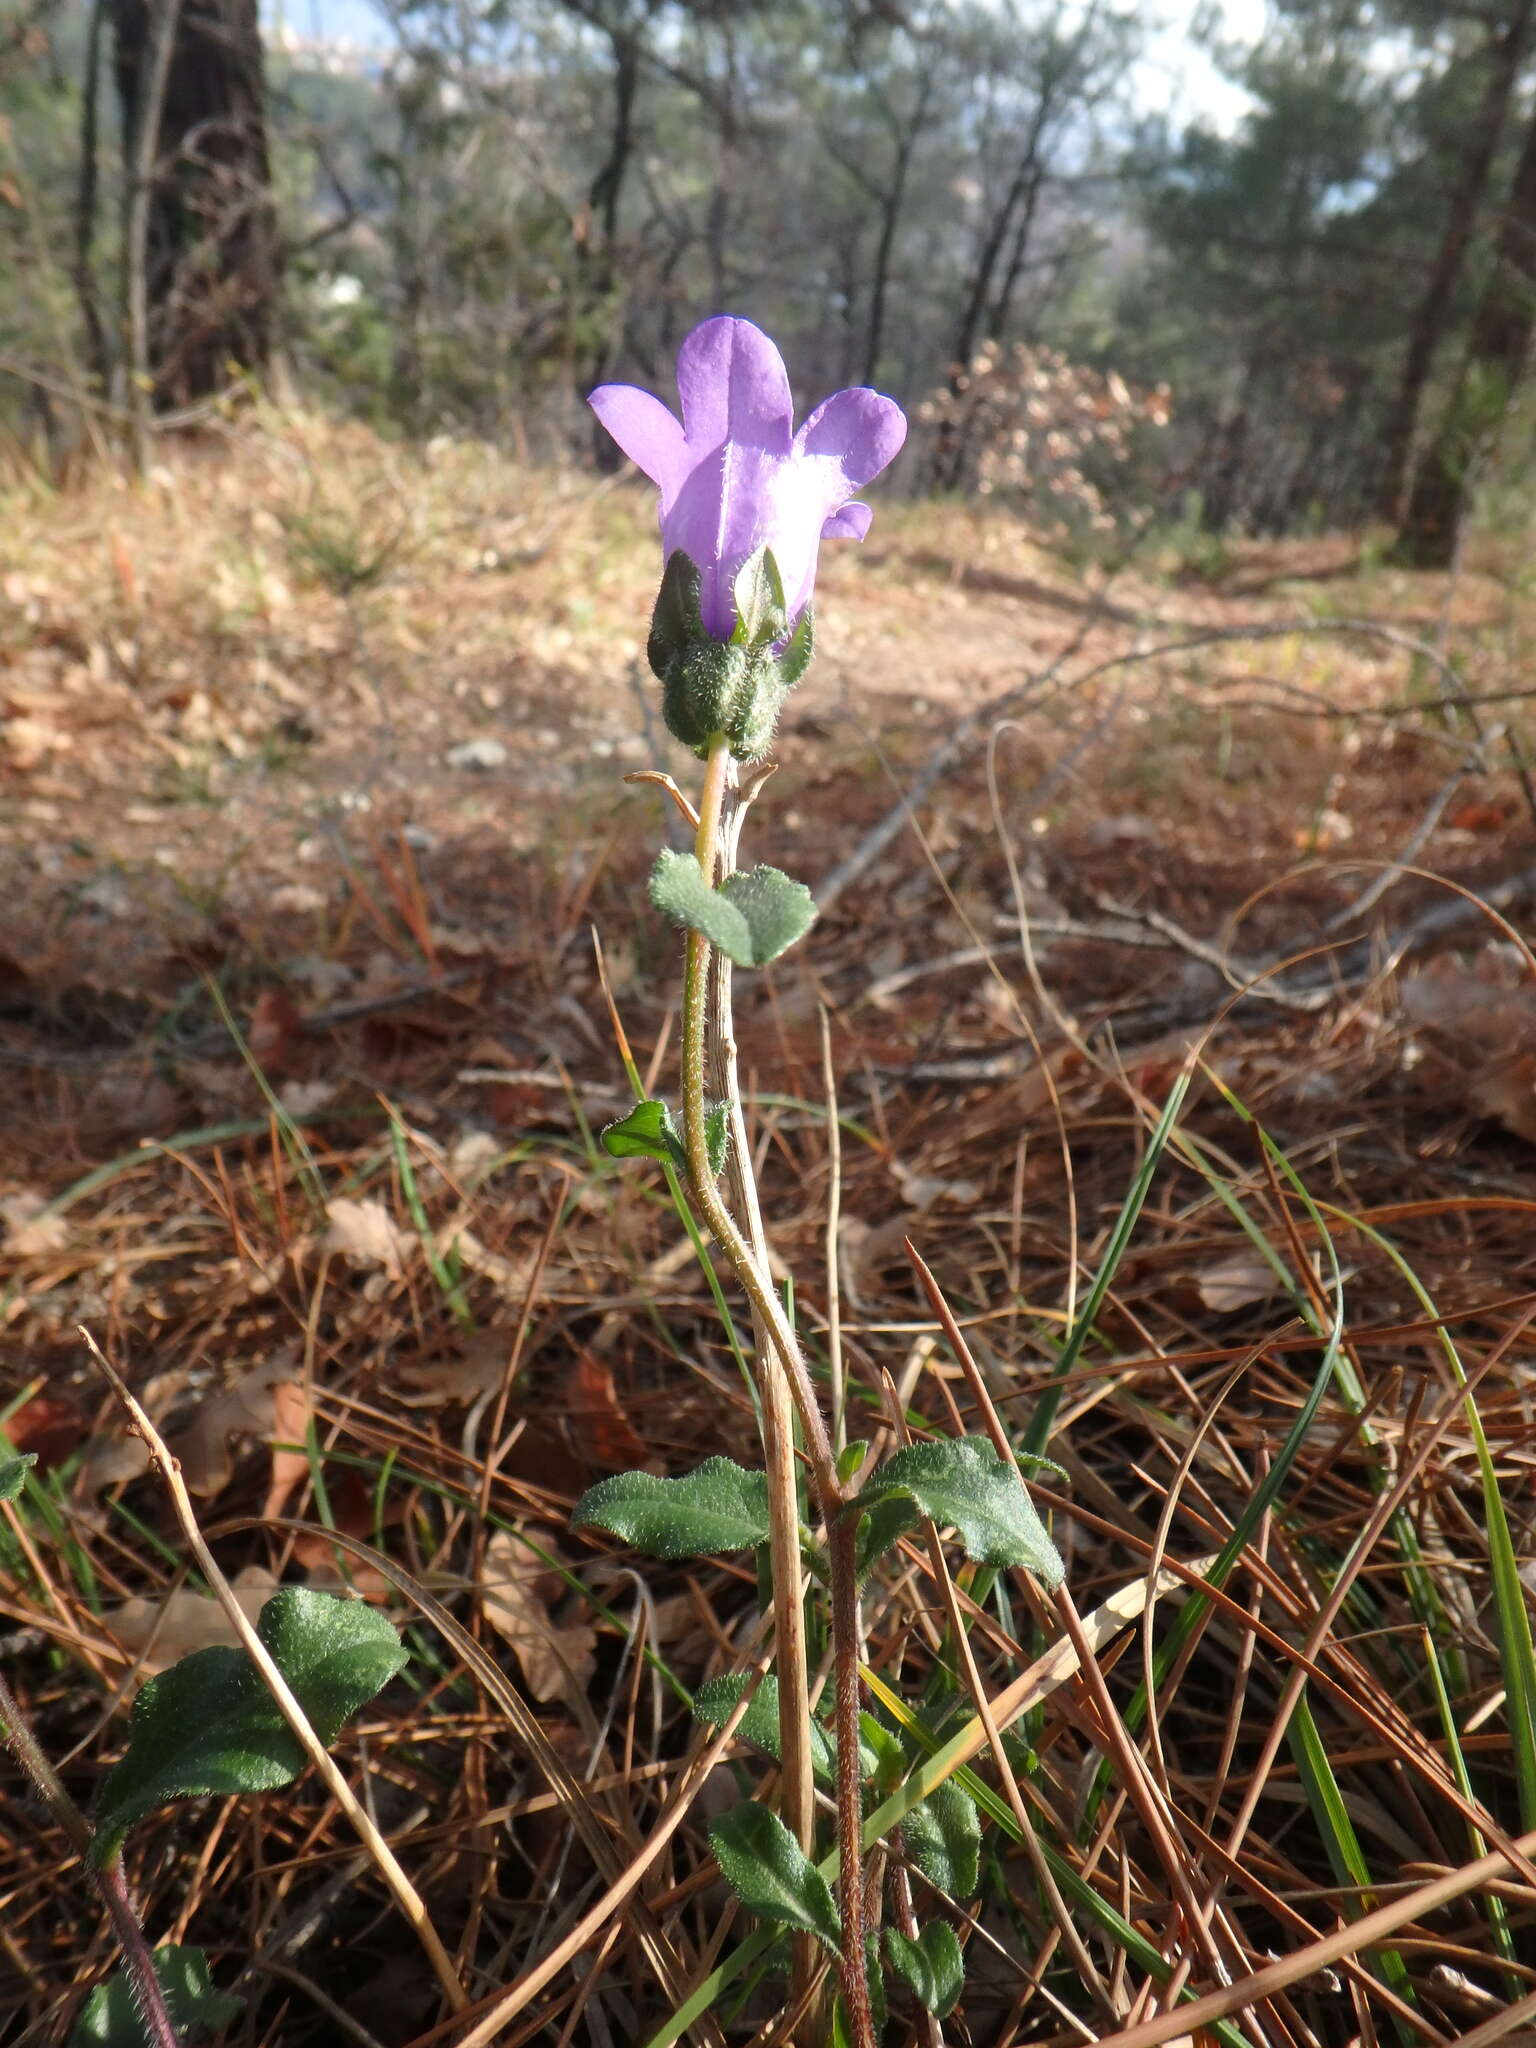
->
[850, 1436, 1064, 1580]
[710, 1801, 841, 1951]
[884, 1922, 964, 2017]
[70, 1945, 243, 2047]
[93, 1588, 406, 1860]
[573, 1457, 772, 1559]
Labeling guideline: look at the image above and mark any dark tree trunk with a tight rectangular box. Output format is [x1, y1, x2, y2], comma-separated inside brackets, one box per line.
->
[861, 74, 931, 387]
[1397, 92, 1536, 568]
[110, 0, 280, 410]
[1376, 0, 1535, 523]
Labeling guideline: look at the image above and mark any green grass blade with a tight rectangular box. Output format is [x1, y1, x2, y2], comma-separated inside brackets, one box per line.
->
[1023, 1067, 1193, 1456]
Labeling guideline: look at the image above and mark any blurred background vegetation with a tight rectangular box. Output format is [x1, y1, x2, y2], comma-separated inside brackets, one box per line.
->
[3, 0, 1535, 563]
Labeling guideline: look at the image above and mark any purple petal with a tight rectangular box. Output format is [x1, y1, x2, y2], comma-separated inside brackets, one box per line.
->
[795, 388, 907, 489]
[822, 502, 872, 540]
[675, 318, 793, 457]
[588, 385, 687, 495]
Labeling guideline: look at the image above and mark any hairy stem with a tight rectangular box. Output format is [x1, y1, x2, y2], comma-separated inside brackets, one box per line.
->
[829, 1512, 874, 2048]
[711, 756, 818, 2003]
[679, 734, 871, 2048]
[0, 1670, 182, 2048]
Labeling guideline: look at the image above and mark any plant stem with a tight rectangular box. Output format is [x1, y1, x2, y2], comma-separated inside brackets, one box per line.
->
[830, 1512, 874, 2048]
[678, 735, 873, 2048]
[0, 1669, 182, 2048]
[711, 756, 818, 2001]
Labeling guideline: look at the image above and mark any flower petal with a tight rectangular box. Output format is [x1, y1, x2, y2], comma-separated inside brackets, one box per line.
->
[676, 318, 793, 457]
[821, 502, 872, 540]
[795, 388, 907, 490]
[588, 385, 687, 494]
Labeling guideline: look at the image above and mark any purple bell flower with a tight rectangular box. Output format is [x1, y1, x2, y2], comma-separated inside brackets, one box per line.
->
[589, 316, 907, 642]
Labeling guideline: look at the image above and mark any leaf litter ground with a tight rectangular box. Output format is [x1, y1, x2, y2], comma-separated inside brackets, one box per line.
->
[3, 413, 1536, 2044]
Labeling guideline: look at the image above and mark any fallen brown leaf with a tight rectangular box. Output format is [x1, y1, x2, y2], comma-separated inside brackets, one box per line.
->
[481, 1530, 595, 1712]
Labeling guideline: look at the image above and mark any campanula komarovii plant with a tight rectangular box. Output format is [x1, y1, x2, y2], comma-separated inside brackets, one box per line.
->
[576, 315, 1063, 2048]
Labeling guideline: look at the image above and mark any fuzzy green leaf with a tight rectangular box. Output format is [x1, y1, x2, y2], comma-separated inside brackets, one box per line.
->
[692, 1672, 834, 1778]
[719, 866, 817, 966]
[850, 1436, 1064, 1579]
[650, 852, 816, 969]
[70, 1945, 243, 2046]
[92, 1589, 406, 1861]
[600, 1098, 676, 1162]
[710, 1801, 841, 1951]
[650, 850, 755, 963]
[573, 1457, 772, 1559]
[884, 1923, 964, 2017]
[0, 1450, 36, 1503]
[903, 1780, 981, 1898]
[855, 1492, 920, 1578]
[601, 1097, 730, 1179]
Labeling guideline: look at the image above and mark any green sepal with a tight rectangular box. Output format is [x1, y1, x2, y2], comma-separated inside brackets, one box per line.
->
[730, 547, 791, 649]
[650, 851, 816, 969]
[600, 1097, 728, 1179]
[847, 1436, 1064, 1581]
[884, 1922, 964, 2017]
[692, 1672, 834, 1779]
[0, 1450, 36, 1503]
[646, 547, 811, 760]
[709, 1801, 841, 1951]
[573, 1457, 772, 1559]
[903, 1778, 981, 1897]
[69, 1945, 243, 2047]
[92, 1589, 406, 1863]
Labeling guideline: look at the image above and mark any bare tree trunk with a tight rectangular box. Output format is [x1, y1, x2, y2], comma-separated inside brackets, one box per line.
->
[111, 0, 281, 433]
[1375, 0, 1534, 523]
[1397, 91, 1536, 567]
[861, 74, 931, 386]
[73, 0, 110, 393]
[119, 0, 183, 472]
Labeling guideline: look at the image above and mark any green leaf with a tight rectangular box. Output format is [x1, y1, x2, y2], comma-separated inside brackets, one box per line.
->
[835, 1440, 869, 1487]
[70, 1945, 243, 2046]
[858, 1711, 906, 1791]
[855, 1493, 920, 1578]
[601, 1098, 730, 1179]
[884, 1923, 963, 2018]
[692, 1672, 834, 1778]
[903, 1780, 981, 1897]
[710, 1801, 841, 1951]
[850, 1436, 1064, 1580]
[601, 1098, 677, 1163]
[0, 1450, 36, 1503]
[92, 1589, 406, 1861]
[650, 850, 754, 963]
[573, 1457, 772, 1559]
[650, 852, 817, 969]
[718, 866, 817, 966]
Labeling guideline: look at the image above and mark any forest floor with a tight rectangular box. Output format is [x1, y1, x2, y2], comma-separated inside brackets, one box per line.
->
[4, 409, 1536, 2047]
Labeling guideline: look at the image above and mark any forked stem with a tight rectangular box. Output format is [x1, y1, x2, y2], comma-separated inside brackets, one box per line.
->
[678, 734, 872, 2048]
